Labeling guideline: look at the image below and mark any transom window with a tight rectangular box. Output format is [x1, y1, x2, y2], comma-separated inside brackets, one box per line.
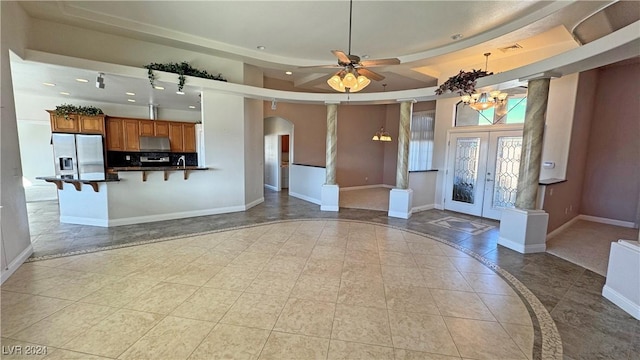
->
[456, 95, 527, 126]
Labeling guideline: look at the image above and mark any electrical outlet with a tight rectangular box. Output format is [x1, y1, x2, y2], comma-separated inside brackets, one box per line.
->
[365, 177, 368, 182]
[125, 155, 131, 161]
[565, 208, 568, 214]
[549, 188, 553, 196]
[569, 205, 573, 212]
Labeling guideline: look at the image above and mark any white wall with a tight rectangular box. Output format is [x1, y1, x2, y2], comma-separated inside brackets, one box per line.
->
[1, 1, 33, 283]
[409, 171, 438, 212]
[17, 121, 54, 183]
[289, 164, 325, 205]
[242, 64, 265, 206]
[540, 74, 579, 180]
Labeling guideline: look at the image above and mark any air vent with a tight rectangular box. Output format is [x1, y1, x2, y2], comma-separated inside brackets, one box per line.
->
[499, 43, 523, 53]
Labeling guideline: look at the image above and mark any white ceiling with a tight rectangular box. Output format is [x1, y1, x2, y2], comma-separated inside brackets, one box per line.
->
[13, 0, 630, 111]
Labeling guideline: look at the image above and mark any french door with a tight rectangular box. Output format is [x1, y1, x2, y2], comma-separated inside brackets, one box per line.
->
[444, 130, 523, 220]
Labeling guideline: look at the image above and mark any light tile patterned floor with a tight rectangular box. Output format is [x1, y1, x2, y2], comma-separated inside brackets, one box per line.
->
[1, 220, 534, 360]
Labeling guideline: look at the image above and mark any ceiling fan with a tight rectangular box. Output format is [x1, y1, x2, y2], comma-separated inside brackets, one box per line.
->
[302, 0, 400, 92]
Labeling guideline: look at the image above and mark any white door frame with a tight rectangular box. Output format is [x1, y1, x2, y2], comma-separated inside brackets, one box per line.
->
[443, 124, 523, 219]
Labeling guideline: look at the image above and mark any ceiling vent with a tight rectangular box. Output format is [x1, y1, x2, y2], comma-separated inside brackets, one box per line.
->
[499, 43, 523, 53]
[573, 1, 640, 45]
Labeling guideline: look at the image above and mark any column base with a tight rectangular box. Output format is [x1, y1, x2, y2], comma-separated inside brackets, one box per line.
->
[388, 189, 413, 219]
[321, 184, 339, 212]
[603, 240, 640, 320]
[498, 208, 549, 253]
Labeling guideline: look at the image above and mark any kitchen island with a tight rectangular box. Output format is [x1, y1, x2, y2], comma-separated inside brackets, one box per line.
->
[41, 166, 220, 227]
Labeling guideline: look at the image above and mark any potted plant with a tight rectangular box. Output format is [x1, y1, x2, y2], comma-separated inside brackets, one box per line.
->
[54, 104, 104, 119]
[434, 69, 492, 96]
[144, 62, 226, 92]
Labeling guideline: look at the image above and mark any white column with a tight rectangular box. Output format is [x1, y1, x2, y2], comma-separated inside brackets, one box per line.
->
[321, 102, 339, 211]
[389, 100, 414, 219]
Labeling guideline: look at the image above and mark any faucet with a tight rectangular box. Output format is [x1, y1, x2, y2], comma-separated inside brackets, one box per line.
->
[177, 155, 186, 168]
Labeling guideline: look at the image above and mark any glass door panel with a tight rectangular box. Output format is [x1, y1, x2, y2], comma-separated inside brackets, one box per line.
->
[444, 133, 488, 217]
[483, 131, 523, 220]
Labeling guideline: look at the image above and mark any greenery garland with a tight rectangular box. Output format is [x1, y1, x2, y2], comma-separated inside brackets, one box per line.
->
[55, 104, 104, 118]
[144, 62, 227, 92]
[435, 69, 492, 96]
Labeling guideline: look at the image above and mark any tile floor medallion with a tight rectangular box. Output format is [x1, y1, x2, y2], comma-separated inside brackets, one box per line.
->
[2, 219, 561, 359]
[429, 216, 496, 235]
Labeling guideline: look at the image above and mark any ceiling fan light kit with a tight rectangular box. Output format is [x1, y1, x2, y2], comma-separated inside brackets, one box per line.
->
[314, 0, 399, 93]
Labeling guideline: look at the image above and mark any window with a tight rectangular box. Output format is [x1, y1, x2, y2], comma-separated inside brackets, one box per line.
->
[409, 110, 435, 171]
[455, 95, 527, 126]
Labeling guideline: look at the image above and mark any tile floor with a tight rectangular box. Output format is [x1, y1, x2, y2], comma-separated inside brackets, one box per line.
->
[3, 190, 639, 359]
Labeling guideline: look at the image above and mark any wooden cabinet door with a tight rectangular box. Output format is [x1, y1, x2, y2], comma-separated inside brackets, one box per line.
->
[183, 123, 196, 152]
[139, 120, 155, 136]
[79, 115, 105, 134]
[168, 122, 184, 152]
[51, 114, 79, 133]
[106, 118, 124, 151]
[155, 122, 170, 137]
[123, 119, 140, 151]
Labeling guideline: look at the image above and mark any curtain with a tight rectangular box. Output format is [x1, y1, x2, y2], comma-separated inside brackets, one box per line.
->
[409, 110, 435, 171]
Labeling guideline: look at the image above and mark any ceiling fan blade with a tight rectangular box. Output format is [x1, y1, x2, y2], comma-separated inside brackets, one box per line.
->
[331, 50, 351, 64]
[359, 58, 401, 67]
[357, 67, 385, 81]
[298, 64, 341, 69]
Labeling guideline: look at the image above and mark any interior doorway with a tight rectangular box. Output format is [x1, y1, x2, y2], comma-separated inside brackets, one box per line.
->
[280, 134, 290, 189]
[264, 117, 293, 192]
[444, 128, 523, 220]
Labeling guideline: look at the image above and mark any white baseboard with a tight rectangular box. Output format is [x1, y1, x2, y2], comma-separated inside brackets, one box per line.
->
[264, 184, 278, 191]
[340, 184, 393, 192]
[546, 215, 580, 240]
[411, 204, 435, 213]
[578, 215, 636, 228]
[434, 204, 444, 210]
[602, 285, 640, 320]
[498, 237, 546, 254]
[320, 205, 339, 211]
[1, 244, 34, 285]
[60, 216, 109, 227]
[106, 205, 250, 227]
[388, 210, 412, 219]
[244, 197, 264, 210]
[289, 191, 321, 205]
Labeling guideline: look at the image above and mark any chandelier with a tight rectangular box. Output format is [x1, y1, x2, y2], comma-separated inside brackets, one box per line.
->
[461, 90, 508, 111]
[372, 127, 392, 141]
[327, 67, 370, 93]
[460, 53, 507, 111]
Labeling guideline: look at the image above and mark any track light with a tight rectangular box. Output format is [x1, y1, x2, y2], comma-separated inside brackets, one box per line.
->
[271, 99, 277, 110]
[96, 73, 105, 89]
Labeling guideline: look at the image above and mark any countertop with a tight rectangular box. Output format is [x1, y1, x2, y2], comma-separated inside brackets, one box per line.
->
[36, 176, 119, 182]
[109, 166, 209, 171]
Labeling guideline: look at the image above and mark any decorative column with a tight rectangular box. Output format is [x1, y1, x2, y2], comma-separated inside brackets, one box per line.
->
[388, 100, 414, 219]
[321, 102, 340, 211]
[498, 77, 551, 253]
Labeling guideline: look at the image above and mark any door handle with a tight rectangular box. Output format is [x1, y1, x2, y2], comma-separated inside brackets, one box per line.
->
[486, 178, 494, 182]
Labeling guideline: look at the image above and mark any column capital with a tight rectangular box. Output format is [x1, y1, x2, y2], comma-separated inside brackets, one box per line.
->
[396, 98, 417, 103]
[324, 101, 341, 105]
[519, 72, 562, 82]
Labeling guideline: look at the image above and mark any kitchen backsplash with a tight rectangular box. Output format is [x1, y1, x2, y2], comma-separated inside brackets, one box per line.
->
[107, 151, 198, 167]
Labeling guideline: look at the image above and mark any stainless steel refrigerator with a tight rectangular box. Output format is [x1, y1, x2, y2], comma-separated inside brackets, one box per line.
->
[52, 134, 105, 180]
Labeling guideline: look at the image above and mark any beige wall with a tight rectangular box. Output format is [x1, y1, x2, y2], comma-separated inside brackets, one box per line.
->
[544, 70, 598, 232]
[580, 62, 640, 222]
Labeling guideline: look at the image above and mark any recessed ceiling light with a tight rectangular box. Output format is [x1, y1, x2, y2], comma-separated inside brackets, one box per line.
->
[285, 71, 293, 75]
[257, 45, 266, 50]
[125, 92, 135, 96]
[60, 92, 70, 95]
[154, 86, 165, 90]
[127, 99, 136, 102]
[43, 82, 56, 87]
[451, 33, 463, 40]
[176, 91, 185, 95]
[75, 78, 89, 83]
[188, 105, 196, 109]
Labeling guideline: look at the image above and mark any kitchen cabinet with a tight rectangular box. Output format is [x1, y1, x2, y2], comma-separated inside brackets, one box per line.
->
[48, 111, 106, 135]
[183, 123, 196, 152]
[106, 118, 124, 151]
[155, 122, 170, 137]
[123, 119, 140, 151]
[139, 120, 155, 136]
[168, 122, 184, 152]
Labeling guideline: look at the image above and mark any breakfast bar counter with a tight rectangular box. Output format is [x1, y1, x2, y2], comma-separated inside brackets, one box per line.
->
[109, 166, 209, 181]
